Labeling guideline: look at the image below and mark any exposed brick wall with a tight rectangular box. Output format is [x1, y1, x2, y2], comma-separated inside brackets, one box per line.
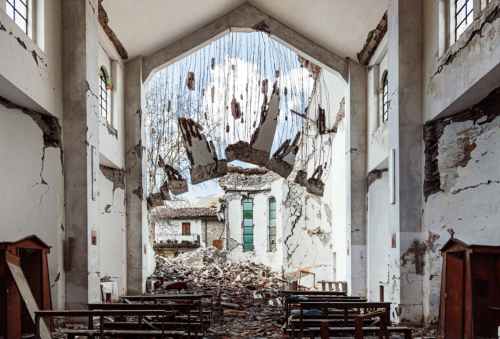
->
[357, 11, 388, 66]
[98, 0, 128, 60]
[201, 220, 225, 249]
[423, 87, 500, 200]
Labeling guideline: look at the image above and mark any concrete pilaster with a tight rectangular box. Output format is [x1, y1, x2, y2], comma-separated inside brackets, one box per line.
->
[62, 0, 101, 309]
[387, 0, 424, 325]
[124, 56, 148, 294]
[345, 60, 368, 297]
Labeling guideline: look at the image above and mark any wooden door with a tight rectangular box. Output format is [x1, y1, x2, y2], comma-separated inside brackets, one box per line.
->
[212, 240, 222, 250]
[445, 254, 464, 338]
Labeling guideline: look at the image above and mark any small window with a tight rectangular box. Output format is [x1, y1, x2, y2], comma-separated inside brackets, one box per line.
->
[100, 67, 108, 121]
[269, 197, 276, 252]
[455, 0, 473, 40]
[6, 0, 28, 34]
[243, 198, 253, 251]
[182, 222, 191, 235]
[382, 72, 389, 123]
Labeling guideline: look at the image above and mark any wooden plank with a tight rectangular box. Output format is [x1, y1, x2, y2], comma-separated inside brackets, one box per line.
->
[6, 261, 51, 339]
[36, 310, 172, 317]
[445, 254, 464, 339]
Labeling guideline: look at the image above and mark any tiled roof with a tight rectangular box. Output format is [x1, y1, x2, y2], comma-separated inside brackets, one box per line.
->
[154, 206, 217, 219]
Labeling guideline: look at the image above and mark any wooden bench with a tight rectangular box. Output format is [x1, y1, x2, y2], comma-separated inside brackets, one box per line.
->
[285, 297, 366, 326]
[298, 301, 392, 338]
[88, 302, 200, 338]
[288, 318, 374, 338]
[34, 310, 176, 339]
[123, 294, 213, 327]
[307, 326, 412, 339]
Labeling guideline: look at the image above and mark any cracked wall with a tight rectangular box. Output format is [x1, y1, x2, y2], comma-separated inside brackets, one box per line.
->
[422, 87, 500, 325]
[0, 103, 65, 309]
[0, 1, 66, 310]
[99, 166, 127, 295]
[424, 0, 500, 121]
[221, 169, 284, 272]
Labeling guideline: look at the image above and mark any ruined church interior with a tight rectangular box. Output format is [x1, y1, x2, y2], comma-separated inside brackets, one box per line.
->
[1, 0, 500, 338]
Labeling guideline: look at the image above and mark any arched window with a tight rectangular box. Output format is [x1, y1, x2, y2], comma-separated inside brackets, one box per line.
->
[269, 197, 276, 252]
[100, 67, 108, 120]
[243, 198, 253, 251]
[382, 72, 388, 123]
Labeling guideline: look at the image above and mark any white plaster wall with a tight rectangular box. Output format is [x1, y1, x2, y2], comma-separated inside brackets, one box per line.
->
[367, 52, 389, 172]
[0, 0, 63, 118]
[329, 120, 347, 283]
[422, 115, 500, 325]
[98, 29, 126, 169]
[98, 170, 127, 296]
[0, 105, 65, 309]
[226, 180, 283, 272]
[423, 0, 500, 121]
[367, 171, 389, 301]
[155, 218, 204, 245]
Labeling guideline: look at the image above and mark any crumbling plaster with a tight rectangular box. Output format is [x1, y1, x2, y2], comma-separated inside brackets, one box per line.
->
[99, 168, 127, 296]
[422, 107, 500, 325]
[424, 0, 500, 121]
[0, 104, 65, 309]
[0, 2, 63, 118]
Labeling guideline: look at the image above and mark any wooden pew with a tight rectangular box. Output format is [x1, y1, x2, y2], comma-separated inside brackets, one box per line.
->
[307, 326, 412, 339]
[298, 301, 392, 338]
[34, 310, 181, 339]
[123, 294, 213, 327]
[284, 297, 365, 327]
[88, 302, 200, 338]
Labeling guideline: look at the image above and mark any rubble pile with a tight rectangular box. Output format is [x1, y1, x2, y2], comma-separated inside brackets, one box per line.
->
[149, 246, 287, 338]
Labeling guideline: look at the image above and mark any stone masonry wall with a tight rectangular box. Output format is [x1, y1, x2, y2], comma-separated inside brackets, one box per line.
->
[202, 220, 225, 249]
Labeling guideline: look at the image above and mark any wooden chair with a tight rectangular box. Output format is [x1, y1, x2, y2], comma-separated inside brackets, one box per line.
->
[354, 311, 390, 339]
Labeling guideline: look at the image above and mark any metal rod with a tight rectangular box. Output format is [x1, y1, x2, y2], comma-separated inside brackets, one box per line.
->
[290, 109, 307, 119]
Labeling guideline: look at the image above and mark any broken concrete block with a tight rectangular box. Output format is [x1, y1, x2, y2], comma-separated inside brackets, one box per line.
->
[306, 166, 325, 197]
[265, 158, 293, 179]
[160, 181, 171, 201]
[186, 72, 195, 90]
[147, 192, 164, 208]
[231, 97, 241, 119]
[294, 170, 308, 188]
[250, 84, 280, 154]
[179, 117, 227, 185]
[164, 165, 189, 195]
[225, 141, 270, 167]
[168, 179, 188, 195]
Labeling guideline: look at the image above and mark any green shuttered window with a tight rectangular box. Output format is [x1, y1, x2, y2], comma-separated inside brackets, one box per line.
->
[243, 198, 253, 251]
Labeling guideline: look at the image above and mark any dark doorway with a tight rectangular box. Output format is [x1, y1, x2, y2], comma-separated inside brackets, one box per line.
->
[19, 248, 43, 333]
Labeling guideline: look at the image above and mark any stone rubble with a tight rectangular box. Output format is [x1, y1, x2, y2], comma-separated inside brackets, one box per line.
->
[148, 246, 287, 338]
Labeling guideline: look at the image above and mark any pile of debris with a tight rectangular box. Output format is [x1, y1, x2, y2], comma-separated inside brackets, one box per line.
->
[148, 246, 287, 338]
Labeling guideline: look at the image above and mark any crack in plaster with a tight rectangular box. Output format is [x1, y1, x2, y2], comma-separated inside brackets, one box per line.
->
[428, 4, 500, 90]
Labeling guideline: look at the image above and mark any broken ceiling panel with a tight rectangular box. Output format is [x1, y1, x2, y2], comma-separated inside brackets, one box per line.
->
[179, 117, 227, 185]
[225, 84, 280, 167]
[164, 165, 189, 195]
[307, 166, 325, 197]
[265, 131, 300, 178]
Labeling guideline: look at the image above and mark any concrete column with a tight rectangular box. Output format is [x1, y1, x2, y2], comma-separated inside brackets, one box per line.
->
[368, 64, 380, 135]
[125, 56, 148, 294]
[62, 0, 101, 309]
[387, 0, 423, 325]
[345, 60, 368, 297]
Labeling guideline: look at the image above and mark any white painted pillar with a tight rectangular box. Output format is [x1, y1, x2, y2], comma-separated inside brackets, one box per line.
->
[345, 59, 368, 297]
[124, 56, 148, 294]
[62, 0, 101, 309]
[387, 0, 424, 325]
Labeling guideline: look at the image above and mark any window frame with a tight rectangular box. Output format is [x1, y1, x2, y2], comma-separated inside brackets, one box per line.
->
[100, 67, 108, 121]
[182, 222, 191, 236]
[382, 72, 389, 123]
[6, 0, 28, 34]
[268, 197, 277, 252]
[242, 198, 254, 251]
[455, 0, 473, 41]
